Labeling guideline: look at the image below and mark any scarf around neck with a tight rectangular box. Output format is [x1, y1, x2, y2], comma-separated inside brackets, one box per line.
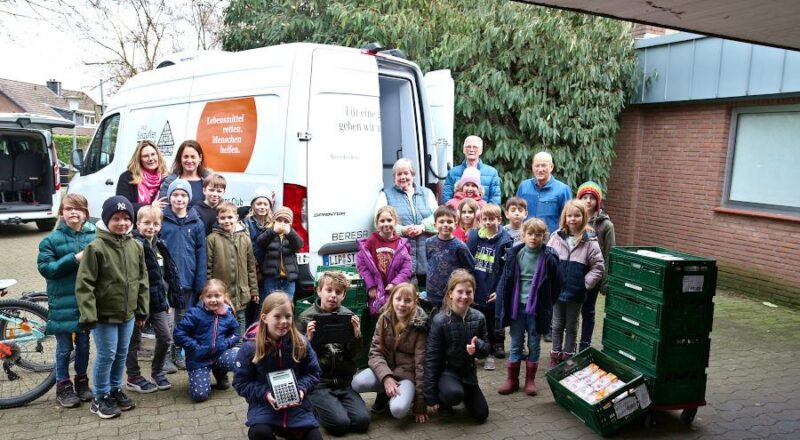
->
[137, 168, 162, 204]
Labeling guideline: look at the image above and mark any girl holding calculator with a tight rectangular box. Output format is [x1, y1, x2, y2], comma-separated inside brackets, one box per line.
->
[233, 292, 322, 440]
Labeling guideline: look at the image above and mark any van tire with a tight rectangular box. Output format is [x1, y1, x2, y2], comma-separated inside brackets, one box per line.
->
[36, 219, 57, 232]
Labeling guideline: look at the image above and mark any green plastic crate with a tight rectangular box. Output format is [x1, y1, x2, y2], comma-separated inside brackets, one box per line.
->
[608, 247, 717, 302]
[643, 371, 707, 406]
[546, 348, 653, 437]
[312, 264, 368, 310]
[602, 317, 710, 376]
[606, 284, 715, 337]
[294, 299, 313, 318]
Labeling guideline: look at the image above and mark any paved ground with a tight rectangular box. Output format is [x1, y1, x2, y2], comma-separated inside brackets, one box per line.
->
[2, 222, 799, 439]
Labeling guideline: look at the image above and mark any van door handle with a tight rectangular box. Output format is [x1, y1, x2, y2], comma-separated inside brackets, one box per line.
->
[105, 179, 114, 185]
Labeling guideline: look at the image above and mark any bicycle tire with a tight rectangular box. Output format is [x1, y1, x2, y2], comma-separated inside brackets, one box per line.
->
[0, 299, 56, 409]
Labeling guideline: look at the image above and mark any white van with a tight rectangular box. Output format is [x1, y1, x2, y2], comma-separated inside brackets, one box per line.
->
[68, 43, 454, 297]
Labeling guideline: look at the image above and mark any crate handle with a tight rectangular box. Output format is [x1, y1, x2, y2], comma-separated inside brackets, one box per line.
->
[624, 282, 643, 291]
[630, 262, 642, 269]
[621, 316, 640, 327]
[617, 349, 637, 361]
[569, 410, 585, 424]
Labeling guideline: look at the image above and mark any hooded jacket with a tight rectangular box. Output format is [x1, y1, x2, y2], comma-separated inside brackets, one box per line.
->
[546, 229, 605, 303]
[356, 233, 413, 316]
[37, 221, 97, 334]
[244, 216, 271, 265]
[132, 230, 183, 313]
[159, 206, 207, 296]
[256, 227, 304, 282]
[589, 211, 616, 293]
[75, 227, 149, 329]
[207, 223, 258, 311]
[174, 303, 240, 370]
[297, 301, 362, 388]
[368, 307, 429, 414]
[466, 227, 513, 304]
[233, 329, 321, 429]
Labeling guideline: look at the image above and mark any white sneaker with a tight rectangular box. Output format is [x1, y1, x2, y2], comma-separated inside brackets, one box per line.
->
[484, 355, 496, 370]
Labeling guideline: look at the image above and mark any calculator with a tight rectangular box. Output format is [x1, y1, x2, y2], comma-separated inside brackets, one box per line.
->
[268, 369, 301, 408]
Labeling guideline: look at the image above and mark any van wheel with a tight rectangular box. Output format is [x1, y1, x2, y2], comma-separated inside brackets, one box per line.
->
[36, 219, 57, 232]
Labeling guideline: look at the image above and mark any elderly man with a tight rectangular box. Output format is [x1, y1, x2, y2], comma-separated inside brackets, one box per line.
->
[516, 151, 572, 236]
[441, 135, 502, 204]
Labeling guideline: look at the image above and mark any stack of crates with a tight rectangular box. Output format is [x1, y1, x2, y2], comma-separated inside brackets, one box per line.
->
[602, 246, 716, 407]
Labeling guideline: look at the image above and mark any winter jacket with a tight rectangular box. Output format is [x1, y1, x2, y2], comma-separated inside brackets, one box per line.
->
[193, 201, 218, 236]
[466, 227, 513, 304]
[356, 234, 413, 316]
[207, 224, 259, 311]
[423, 308, 489, 406]
[158, 171, 210, 205]
[174, 304, 240, 371]
[75, 228, 149, 329]
[547, 230, 605, 303]
[589, 211, 616, 293]
[297, 301, 362, 388]
[116, 170, 163, 217]
[233, 333, 321, 429]
[516, 176, 573, 235]
[244, 216, 271, 265]
[444, 192, 487, 211]
[37, 221, 97, 334]
[380, 184, 436, 275]
[441, 160, 502, 205]
[256, 227, 304, 282]
[159, 206, 207, 297]
[368, 308, 429, 414]
[495, 244, 561, 336]
[132, 231, 183, 313]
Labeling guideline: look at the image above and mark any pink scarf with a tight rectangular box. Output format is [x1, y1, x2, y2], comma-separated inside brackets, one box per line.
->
[137, 168, 162, 204]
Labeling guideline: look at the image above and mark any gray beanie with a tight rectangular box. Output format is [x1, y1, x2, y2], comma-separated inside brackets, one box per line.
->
[250, 186, 274, 208]
[167, 178, 192, 200]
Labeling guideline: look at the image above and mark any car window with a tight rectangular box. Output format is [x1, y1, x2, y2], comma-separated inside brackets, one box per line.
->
[81, 114, 120, 176]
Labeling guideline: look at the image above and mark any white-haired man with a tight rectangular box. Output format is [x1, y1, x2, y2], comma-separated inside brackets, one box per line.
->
[441, 135, 502, 204]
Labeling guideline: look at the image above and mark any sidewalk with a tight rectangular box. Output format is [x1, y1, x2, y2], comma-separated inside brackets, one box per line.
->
[2, 290, 798, 439]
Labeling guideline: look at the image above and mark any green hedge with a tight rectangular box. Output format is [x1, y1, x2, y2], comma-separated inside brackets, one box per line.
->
[53, 134, 90, 163]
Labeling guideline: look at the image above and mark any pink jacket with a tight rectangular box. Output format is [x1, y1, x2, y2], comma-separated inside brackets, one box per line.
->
[356, 236, 413, 316]
[445, 192, 487, 211]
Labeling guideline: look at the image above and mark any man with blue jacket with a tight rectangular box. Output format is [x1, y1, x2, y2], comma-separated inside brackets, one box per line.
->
[441, 135, 502, 205]
[516, 151, 572, 235]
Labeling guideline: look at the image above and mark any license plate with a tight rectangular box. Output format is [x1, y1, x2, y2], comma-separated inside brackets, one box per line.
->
[324, 252, 356, 266]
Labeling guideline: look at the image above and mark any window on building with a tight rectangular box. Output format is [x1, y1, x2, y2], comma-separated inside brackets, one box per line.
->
[724, 105, 800, 215]
[84, 114, 95, 126]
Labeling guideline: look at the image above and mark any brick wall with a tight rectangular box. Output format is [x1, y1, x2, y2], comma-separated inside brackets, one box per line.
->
[607, 98, 800, 306]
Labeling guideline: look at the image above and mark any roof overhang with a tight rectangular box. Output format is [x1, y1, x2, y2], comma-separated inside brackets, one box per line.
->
[515, 0, 800, 51]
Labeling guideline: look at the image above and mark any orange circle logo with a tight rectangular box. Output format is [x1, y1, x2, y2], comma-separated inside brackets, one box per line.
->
[197, 97, 258, 172]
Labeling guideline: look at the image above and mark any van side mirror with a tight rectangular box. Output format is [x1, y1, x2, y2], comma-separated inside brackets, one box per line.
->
[71, 148, 84, 172]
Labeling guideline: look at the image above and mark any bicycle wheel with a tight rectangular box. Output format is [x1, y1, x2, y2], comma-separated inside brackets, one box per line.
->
[0, 299, 57, 409]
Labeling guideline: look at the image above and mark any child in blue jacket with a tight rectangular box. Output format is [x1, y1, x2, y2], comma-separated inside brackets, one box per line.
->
[174, 279, 240, 402]
[234, 292, 322, 440]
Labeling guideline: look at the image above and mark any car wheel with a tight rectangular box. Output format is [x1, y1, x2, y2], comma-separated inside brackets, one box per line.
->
[36, 219, 57, 231]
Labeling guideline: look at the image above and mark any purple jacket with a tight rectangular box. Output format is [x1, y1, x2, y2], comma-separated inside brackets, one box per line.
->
[356, 236, 413, 316]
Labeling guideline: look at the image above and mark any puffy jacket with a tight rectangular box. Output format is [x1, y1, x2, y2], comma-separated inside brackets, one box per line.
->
[233, 333, 321, 429]
[368, 308, 428, 414]
[159, 206, 207, 296]
[297, 301, 362, 388]
[466, 227, 513, 304]
[444, 192, 487, 211]
[423, 308, 489, 406]
[441, 160, 502, 205]
[37, 221, 96, 334]
[76, 228, 149, 328]
[174, 304, 240, 370]
[207, 224, 258, 311]
[589, 211, 616, 293]
[495, 244, 561, 336]
[244, 216, 271, 265]
[547, 230, 605, 303]
[380, 184, 436, 276]
[132, 231, 183, 313]
[256, 227, 304, 282]
[355, 234, 413, 316]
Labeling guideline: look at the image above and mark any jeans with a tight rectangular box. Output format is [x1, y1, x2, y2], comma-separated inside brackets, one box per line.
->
[351, 368, 416, 419]
[54, 331, 91, 382]
[235, 309, 247, 340]
[186, 347, 239, 402]
[126, 311, 173, 377]
[248, 424, 323, 440]
[579, 287, 600, 351]
[308, 387, 369, 436]
[261, 278, 296, 302]
[551, 301, 581, 355]
[91, 319, 135, 396]
[508, 310, 539, 362]
[436, 371, 488, 423]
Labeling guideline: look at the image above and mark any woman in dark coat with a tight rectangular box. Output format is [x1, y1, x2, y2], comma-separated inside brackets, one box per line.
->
[116, 140, 169, 214]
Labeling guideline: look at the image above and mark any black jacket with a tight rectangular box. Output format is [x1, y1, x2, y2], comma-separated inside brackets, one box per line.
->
[423, 308, 489, 405]
[193, 202, 217, 236]
[133, 231, 183, 312]
[297, 301, 362, 388]
[256, 228, 304, 281]
[116, 170, 160, 218]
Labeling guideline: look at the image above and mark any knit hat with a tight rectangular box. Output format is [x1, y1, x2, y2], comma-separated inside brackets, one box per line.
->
[459, 167, 482, 189]
[250, 186, 274, 208]
[101, 196, 134, 227]
[273, 206, 293, 223]
[577, 181, 603, 206]
[167, 178, 192, 200]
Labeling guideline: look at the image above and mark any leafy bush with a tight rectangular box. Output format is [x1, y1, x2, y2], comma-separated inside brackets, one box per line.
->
[53, 135, 90, 163]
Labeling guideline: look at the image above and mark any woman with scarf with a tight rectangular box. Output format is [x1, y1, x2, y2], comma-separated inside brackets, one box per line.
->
[116, 140, 169, 220]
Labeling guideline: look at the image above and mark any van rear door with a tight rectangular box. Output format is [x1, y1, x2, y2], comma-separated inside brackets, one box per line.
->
[306, 48, 383, 267]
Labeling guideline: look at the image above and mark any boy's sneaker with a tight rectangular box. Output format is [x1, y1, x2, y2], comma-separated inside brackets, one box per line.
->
[110, 387, 136, 411]
[56, 380, 81, 408]
[90, 395, 121, 419]
[484, 355, 496, 371]
[162, 358, 178, 374]
[126, 375, 158, 394]
[371, 393, 389, 415]
[151, 373, 172, 391]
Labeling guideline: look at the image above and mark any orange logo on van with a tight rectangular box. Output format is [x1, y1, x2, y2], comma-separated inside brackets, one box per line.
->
[197, 97, 257, 172]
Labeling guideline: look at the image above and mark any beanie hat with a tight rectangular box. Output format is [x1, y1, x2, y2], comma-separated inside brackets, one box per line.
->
[101, 196, 135, 228]
[273, 206, 293, 223]
[167, 178, 192, 200]
[577, 181, 603, 206]
[250, 186, 274, 208]
[459, 167, 482, 189]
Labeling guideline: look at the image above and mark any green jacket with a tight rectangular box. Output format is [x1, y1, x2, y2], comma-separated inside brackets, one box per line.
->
[206, 224, 258, 311]
[37, 221, 97, 334]
[76, 228, 149, 328]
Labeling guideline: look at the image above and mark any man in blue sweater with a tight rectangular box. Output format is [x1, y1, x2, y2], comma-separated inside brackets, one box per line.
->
[441, 135, 502, 205]
[516, 152, 572, 235]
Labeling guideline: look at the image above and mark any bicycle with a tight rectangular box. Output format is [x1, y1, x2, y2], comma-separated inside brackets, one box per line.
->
[0, 279, 57, 409]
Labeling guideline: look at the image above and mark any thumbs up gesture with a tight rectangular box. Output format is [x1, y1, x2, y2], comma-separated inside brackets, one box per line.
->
[466, 336, 477, 355]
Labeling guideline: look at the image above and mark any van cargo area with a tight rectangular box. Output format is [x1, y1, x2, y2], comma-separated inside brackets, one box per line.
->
[0, 132, 55, 213]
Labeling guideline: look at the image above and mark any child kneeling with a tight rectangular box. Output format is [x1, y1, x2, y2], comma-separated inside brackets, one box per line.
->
[174, 279, 240, 402]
